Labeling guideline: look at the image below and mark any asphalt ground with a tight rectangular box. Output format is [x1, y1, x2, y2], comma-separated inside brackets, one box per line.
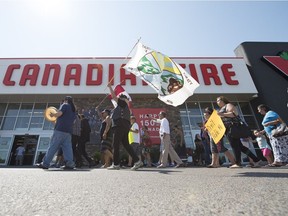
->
[1, 166, 287, 216]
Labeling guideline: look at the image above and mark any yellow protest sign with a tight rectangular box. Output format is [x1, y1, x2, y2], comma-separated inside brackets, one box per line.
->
[204, 110, 226, 144]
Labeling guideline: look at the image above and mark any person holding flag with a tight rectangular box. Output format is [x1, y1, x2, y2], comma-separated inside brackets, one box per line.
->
[107, 83, 143, 170]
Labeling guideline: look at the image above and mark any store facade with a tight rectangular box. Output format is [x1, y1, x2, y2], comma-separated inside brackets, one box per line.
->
[234, 41, 288, 124]
[0, 55, 260, 166]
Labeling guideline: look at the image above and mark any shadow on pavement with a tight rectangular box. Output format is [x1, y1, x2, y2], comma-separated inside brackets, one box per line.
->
[44, 168, 91, 172]
[234, 172, 288, 178]
[135, 169, 182, 174]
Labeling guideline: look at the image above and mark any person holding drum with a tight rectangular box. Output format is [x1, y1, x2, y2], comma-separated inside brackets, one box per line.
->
[37, 96, 76, 169]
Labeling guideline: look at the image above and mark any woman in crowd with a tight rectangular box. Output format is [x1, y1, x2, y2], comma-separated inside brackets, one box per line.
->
[216, 96, 261, 168]
[193, 134, 204, 166]
[173, 125, 187, 162]
[257, 104, 288, 166]
[203, 107, 235, 168]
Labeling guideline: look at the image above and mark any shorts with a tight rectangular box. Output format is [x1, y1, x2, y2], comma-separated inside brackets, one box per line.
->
[142, 147, 151, 154]
[261, 148, 272, 157]
[210, 139, 228, 154]
[101, 136, 113, 153]
[130, 142, 142, 156]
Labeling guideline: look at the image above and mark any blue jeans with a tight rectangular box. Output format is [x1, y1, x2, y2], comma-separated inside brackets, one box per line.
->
[42, 130, 75, 168]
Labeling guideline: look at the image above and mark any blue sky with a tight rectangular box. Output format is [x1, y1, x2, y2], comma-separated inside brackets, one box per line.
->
[0, 0, 287, 58]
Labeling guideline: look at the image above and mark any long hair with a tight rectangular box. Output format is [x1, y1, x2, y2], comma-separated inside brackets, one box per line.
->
[194, 134, 202, 142]
[69, 101, 76, 113]
[217, 96, 230, 104]
[65, 97, 76, 112]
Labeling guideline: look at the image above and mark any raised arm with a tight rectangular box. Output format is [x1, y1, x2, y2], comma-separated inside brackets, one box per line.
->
[107, 83, 118, 103]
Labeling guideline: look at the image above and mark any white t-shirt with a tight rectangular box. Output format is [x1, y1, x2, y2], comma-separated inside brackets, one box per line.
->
[256, 135, 271, 149]
[129, 122, 140, 144]
[158, 118, 170, 136]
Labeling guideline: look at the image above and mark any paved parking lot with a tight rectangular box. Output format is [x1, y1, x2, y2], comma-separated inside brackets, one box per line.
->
[1, 166, 287, 216]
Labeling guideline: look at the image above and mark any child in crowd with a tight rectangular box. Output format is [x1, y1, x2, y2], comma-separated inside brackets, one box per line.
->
[141, 126, 152, 167]
[253, 130, 274, 165]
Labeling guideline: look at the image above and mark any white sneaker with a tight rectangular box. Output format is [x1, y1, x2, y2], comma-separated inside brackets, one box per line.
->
[229, 164, 242, 169]
[107, 164, 120, 170]
[157, 164, 166, 168]
[131, 160, 143, 170]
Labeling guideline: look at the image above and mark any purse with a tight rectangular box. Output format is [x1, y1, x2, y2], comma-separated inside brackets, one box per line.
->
[226, 113, 251, 139]
[271, 118, 288, 137]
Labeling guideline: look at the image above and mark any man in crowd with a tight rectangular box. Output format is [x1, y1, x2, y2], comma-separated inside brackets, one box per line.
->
[107, 83, 143, 170]
[36, 96, 76, 169]
[152, 111, 183, 168]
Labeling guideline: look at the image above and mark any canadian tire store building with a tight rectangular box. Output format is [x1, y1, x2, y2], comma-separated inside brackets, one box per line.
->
[0, 42, 287, 166]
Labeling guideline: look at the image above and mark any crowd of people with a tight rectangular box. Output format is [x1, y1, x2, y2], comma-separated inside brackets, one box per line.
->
[36, 91, 288, 170]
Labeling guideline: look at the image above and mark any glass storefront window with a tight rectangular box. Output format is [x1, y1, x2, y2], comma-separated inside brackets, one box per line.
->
[0, 103, 7, 115]
[0, 137, 11, 150]
[184, 130, 194, 149]
[189, 116, 204, 130]
[30, 117, 44, 129]
[1, 117, 16, 130]
[0, 151, 7, 164]
[32, 104, 46, 117]
[43, 120, 55, 130]
[15, 117, 30, 129]
[38, 137, 50, 150]
[0, 137, 12, 164]
[243, 116, 258, 130]
[19, 103, 33, 116]
[238, 102, 252, 115]
[6, 103, 20, 116]
[186, 102, 201, 115]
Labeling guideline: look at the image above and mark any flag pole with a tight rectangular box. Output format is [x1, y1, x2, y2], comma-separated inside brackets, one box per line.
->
[108, 36, 141, 86]
[97, 37, 141, 108]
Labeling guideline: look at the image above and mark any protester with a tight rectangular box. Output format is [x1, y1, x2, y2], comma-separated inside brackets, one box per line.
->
[199, 123, 211, 166]
[257, 104, 288, 166]
[141, 126, 152, 167]
[193, 134, 204, 166]
[37, 96, 76, 169]
[216, 96, 261, 168]
[203, 107, 235, 168]
[128, 116, 142, 167]
[172, 125, 187, 163]
[72, 113, 83, 168]
[15, 144, 25, 166]
[78, 114, 95, 167]
[107, 83, 143, 170]
[98, 108, 113, 168]
[152, 111, 183, 168]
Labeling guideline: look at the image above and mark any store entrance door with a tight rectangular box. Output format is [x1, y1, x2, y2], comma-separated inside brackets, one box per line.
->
[8, 135, 39, 166]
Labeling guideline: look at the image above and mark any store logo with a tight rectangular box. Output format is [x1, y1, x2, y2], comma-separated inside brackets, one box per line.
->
[263, 51, 288, 77]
